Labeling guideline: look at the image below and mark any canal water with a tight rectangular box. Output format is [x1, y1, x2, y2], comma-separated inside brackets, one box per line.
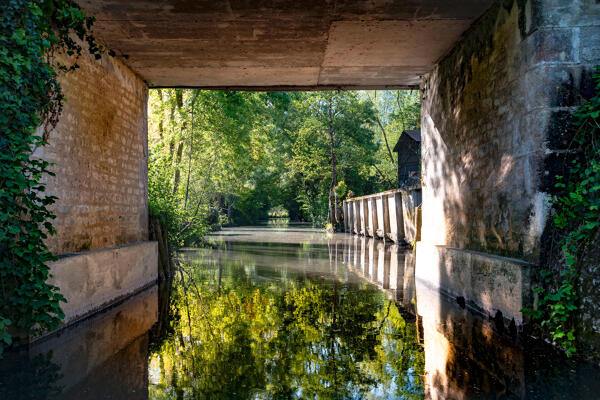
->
[2, 225, 600, 399]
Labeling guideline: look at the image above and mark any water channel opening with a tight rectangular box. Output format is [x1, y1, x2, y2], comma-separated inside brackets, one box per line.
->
[146, 89, 421, 232]
[4, 85, 600, 399]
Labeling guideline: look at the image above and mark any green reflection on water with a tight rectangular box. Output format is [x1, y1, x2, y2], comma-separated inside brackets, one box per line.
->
[148, 247, 424, 400]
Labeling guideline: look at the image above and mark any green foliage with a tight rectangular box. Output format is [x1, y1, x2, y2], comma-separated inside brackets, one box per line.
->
[148, 147, 209, 250]
[334, 180, 348, 199]
[148, 90, 269, 245]
[0, 0, 103, 354]
[362, 90, 421, 189]
[524, 66, 600, 357]
[148, 89, 416, 232]
[289, 91, 377, 227]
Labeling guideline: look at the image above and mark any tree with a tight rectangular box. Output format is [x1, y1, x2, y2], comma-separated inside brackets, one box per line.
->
[363, 90, 421, 189]
[147, 89, 418, 236]
[289, 91, 377, 228]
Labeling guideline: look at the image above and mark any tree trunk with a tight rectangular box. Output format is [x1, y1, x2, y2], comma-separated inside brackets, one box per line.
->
[149, 215, 173, 281]
[327, 96, 338, 229]
[157, 89, 164, 139]
[167, 98, 175, 162]
[175, 89, 183, 108]
[226, 196, 235, 224]
[184, 93, 199, 209]
[171, 140, 184, 195]
[375, 115, 395, 164]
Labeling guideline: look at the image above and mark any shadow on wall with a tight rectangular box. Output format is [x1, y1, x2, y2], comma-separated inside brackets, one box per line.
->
[420, 0, 550, 262]
[420, 0, 600, 377]
[418, 1, 549, 370]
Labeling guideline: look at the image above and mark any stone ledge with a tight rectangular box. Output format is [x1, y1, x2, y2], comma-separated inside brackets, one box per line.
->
[47, 241, 158, 330]
[415, 242, 534, 325]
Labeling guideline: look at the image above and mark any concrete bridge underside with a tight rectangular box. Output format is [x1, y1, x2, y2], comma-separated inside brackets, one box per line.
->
[77, 0, 494, 88]
[40, 0, 600, 359]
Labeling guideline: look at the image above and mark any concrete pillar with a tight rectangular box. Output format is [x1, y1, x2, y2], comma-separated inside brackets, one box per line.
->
[401, 189, 422, 244]
[346, 201, 351, 233]
[414, 0, 600, 338]
[342, 201, 348, 232]
[353, 201, 361, 234]
[29, 40, 157, 334]
[355, 199, 360, 235]
[394, 192, 405, 242]
[386, 192, 405, 243]
[359, 199, 367, 236]
[367, 196, 378, 238]
[376, 195, 387, 239]
[347, 201, 352, 233]
[386, 193, 395, 241]
[349, 200, 353, 233]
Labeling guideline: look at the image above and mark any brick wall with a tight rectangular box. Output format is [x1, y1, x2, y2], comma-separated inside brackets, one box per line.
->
[34, 51, 149, 255]
[420, 0, 599, 262]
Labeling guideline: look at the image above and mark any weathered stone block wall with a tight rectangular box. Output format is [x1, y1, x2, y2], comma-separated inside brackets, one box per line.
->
[34, 51, 149, 255]
[535, 0, 600, 363]
[47, 241, 157, 327]
[420, 0, 600, 357]
[420, 0, 599, 262]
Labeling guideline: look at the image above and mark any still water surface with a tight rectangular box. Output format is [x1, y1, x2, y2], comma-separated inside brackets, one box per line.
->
[2, 225, 600, 399]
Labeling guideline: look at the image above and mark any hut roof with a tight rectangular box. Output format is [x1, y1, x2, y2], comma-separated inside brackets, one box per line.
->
[393, 129, 421, 152]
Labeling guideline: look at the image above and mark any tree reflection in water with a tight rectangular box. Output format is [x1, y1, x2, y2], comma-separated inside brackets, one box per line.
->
[148, 248, 425, 399]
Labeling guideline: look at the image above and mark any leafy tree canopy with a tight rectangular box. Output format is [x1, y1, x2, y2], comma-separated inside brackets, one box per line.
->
[147, 89, 420, 239]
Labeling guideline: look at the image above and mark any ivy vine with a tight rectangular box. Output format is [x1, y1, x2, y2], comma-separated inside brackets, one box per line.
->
[0, 0, 105, 356]
[525, 66, 600, 357]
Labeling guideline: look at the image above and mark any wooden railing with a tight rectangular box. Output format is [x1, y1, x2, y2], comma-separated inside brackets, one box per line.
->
[342, 186, 422, 244]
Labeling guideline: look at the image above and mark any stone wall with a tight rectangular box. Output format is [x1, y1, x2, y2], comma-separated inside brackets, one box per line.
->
[420, 0, 600, 353]
[420, 0, 598, 263]
[537, 0, 600, 363]
[34, 50, 149, 255]
[47, 242, 157, 328]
